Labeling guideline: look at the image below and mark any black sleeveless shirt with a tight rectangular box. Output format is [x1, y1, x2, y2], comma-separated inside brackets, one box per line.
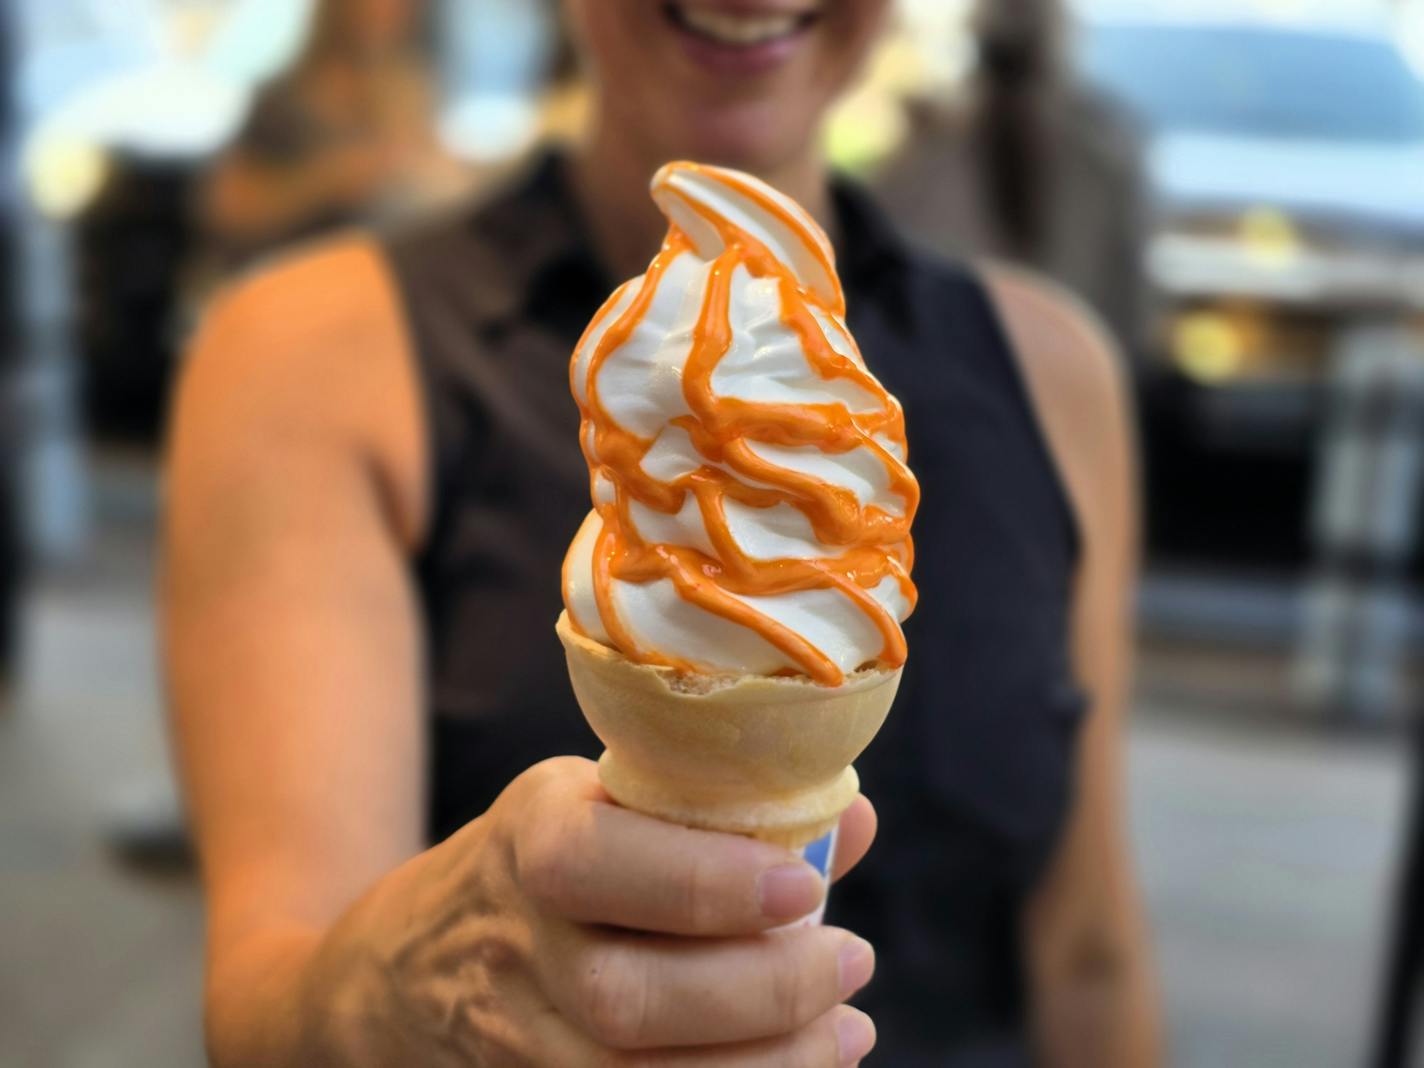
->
[383, 151, 1084, 1067]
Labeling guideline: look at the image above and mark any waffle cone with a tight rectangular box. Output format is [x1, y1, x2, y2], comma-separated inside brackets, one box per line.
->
[556, 612, 901, 849]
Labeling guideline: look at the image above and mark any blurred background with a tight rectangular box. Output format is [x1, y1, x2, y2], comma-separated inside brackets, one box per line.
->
[3, 0, 1423, 1064]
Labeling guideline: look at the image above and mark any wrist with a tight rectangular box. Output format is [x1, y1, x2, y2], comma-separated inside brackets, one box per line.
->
[291, 870, 426, 1068]
[291, 843, 483, 1067]
[206, 927, 327, 1068]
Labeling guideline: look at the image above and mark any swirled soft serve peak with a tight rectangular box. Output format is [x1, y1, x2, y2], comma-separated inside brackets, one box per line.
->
[562, 160, 919, 688]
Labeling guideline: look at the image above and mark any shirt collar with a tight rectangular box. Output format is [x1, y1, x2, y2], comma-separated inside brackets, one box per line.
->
[828, 171, 913, 294]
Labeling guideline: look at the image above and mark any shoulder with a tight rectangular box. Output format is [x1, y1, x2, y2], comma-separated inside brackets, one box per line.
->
[980, 263, 1136, 552]
[186, 236, 410, 432]
[175, 234, 426, 547]
[199, 235, 400, 346]
[982, 263, 1127, 430]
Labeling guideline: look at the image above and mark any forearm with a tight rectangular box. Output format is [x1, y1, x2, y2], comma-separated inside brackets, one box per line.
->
[206, 927, 327, 1068]
[1033, 941, 1162, 1068]
[202, 824, 492, 1068]
[204, 870, 413, 1068]
[206, 906, 405, 1068]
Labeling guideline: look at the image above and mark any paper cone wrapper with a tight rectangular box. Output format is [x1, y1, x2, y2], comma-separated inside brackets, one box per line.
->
[556, 612, 901, 850]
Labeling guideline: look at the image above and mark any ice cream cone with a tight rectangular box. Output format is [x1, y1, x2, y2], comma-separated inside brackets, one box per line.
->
[557, 612, 901, 849]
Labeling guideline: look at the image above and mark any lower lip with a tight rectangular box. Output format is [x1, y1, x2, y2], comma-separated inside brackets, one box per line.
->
[666, 18, 814, 76]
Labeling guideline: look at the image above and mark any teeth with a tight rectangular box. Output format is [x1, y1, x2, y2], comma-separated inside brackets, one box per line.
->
[678, 5, 801, 46]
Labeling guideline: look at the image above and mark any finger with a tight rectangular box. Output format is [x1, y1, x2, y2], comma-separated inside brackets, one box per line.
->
[616, 1006, 876, 1067]
[515, 791, 827, 934]
[830, 795, 877, 884]
[542, 925, 876, 1050]
[668, 1005, 877, 1067]
[540, 1005, 876, 1068]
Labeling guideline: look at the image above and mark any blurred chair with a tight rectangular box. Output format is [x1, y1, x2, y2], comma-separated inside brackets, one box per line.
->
[873, 0, 1151, 358]
[1295, 324, 1424, 720]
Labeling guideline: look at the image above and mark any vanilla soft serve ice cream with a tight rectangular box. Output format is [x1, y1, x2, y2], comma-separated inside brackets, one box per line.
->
[562, 161, 919, 687]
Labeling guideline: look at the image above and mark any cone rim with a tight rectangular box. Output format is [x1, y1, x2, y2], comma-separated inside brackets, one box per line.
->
[556, 611, 902, 701]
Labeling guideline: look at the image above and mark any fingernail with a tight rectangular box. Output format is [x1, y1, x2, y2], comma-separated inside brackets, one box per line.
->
[837, 936, 875, 998]
[836, 1006, 876, 1064]
[757, 862, 823, 919]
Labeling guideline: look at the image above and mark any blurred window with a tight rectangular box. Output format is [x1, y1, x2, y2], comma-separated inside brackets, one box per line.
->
[15, 0, 311, 167]
[1080, 24, 1424, 144]
[433, 0, 555, 161]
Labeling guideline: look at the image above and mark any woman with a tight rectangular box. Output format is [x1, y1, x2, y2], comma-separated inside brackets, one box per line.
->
[196, 0, 469, 271]
[165, 2, 1161, 1064]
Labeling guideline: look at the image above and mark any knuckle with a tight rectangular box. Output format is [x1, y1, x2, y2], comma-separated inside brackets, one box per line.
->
[513, 798, 583, 909]
[789, 1023, 841, 1068]
[807, 1007, 877, 1068]
[766, 939, 819, 1032]
[505, 757, 589, 824]
[512, 817, 562, 904]
[778, 1011, 845, 1068]
[521, 755, 588, 790]
[679, 849, 728, 932]
[785, 1037, 824, 1068]
[575, 943, 652, 1049]
[768, 932, 845, 1033]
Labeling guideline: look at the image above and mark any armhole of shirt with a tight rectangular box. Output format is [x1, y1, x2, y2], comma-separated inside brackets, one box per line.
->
[373, 228, 460, 574]
[945, 258, 1085, 565]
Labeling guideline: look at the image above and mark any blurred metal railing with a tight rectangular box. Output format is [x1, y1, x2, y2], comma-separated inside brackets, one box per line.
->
[1295, 319, 1424, 721]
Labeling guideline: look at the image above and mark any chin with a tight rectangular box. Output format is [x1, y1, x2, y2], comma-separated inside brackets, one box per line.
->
[657, 105, 815, 175]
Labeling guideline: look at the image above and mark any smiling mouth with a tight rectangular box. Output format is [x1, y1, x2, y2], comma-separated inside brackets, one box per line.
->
[662, 2, 820, 48]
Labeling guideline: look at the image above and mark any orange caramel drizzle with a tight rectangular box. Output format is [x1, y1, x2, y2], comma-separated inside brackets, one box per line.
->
[567, 164, 920, 686]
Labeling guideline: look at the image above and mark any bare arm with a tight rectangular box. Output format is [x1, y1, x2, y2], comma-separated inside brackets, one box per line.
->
[163, 240, 428, 1060]
[987, 265, 1163, 1068]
